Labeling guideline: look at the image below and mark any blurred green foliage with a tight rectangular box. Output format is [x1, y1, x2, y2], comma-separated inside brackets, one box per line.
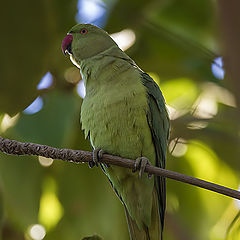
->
[0, 0, 239, 239]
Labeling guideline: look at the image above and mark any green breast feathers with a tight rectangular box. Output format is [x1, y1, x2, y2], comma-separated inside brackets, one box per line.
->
[80, 52, 155, 162]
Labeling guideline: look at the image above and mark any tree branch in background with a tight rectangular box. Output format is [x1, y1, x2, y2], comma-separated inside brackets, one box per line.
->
[0, 136, 239, 200]
[218, 0, 240, 110]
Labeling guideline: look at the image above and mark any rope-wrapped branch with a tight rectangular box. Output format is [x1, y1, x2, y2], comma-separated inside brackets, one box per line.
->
[0, 136, 239, 200]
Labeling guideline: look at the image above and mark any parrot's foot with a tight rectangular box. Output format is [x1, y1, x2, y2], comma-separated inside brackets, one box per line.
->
[89, 148, 104, 168]
[133, 157, 152, 178]
[89, 148, 107, 168]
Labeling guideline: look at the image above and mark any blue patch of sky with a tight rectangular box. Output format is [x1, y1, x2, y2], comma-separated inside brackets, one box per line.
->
[211, 57, 225, 80]
[75, 0, 110, 27]
[23, 96, 43, 115]
[37, 72, 53, 90]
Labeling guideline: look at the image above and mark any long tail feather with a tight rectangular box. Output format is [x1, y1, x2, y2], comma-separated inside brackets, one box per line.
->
[124, 188, 163, 240]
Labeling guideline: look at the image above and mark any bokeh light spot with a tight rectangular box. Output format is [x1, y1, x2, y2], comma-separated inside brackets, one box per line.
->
[76, 80, 86, 98]
[194, 97, 217, 119]
[64, 67, 81, 84]
[39, 177, 64, 230]
[160, 78, 198, 109]
[39, 156, 54, 167]
[76, 0, 107, 27]
[37, 72, 53, 90]
[0, 113, 19, 133]
[187, 121, 208, 130]
[192, 83, 223, 119]
[24, 97, 44, 115]
[169, 138, 188, 157]
[29, 224, 46, 240]
[110, 29, 136, 51]
[211, 57, 225, 80]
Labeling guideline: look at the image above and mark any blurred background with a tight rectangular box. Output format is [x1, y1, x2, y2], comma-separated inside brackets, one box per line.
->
[0, 0, 240, 239]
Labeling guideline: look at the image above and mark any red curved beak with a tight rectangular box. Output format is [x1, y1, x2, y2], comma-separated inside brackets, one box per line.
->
[61, 34, 73, 55]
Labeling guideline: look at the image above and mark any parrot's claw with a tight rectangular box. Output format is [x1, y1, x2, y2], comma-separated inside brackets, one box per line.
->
[133, 157, 152, 178]
[89, 148, 105, 168]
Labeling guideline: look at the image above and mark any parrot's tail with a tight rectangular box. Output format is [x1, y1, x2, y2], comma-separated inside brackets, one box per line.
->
[124, 188, 163, 240]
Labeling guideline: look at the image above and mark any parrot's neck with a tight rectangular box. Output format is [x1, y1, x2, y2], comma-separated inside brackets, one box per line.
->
[78, 46, 138, 87]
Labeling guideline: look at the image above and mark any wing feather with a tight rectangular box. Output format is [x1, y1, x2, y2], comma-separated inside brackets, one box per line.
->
[140, 72, 170, 228]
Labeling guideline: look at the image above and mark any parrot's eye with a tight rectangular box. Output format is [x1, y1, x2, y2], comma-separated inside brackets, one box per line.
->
[80, 28, 88, 35]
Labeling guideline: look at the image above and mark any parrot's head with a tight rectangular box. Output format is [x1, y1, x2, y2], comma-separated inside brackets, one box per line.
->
[62, 24, 117, 66]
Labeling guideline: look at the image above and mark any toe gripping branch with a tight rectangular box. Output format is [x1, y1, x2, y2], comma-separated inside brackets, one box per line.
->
[89, 148, 104, 168]
[133, 157, 152, 178]
[89, 148, 106, 168]
[90, 150, 152, 179]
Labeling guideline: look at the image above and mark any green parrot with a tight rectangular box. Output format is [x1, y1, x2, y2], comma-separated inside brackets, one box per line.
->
[62, 24, 170, 240]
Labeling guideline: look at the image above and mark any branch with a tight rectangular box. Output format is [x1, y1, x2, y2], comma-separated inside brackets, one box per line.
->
[218, 0, 240, 110]
[0, 136, 239, 200]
